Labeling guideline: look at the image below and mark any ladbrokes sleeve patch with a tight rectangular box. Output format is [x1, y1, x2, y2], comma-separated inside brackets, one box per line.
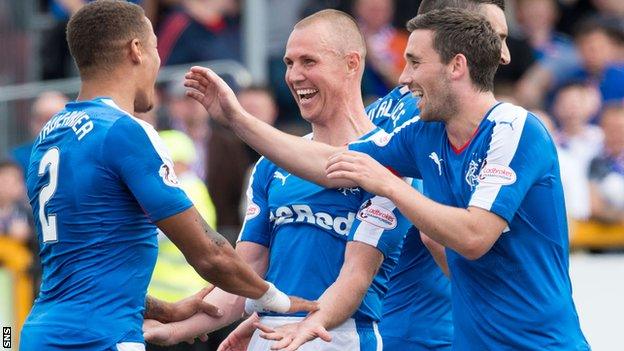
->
[478, 163, 517, 185]
[356, 201, 397, 229]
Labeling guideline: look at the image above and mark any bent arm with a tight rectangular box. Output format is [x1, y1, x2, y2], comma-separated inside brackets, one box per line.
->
[420, 232, 449, 277]
[157, 207, 270, 299]
[387, 179, 507, 260]
[306, 242, 383, 330]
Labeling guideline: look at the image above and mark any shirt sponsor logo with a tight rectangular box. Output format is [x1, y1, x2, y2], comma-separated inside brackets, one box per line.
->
[372, 131, 391, 147]
[271, 204, 355, 236]
[159, 163, 180, 187]
[245, 201, 261, 220]
[356, 200, 397, 229]
[429, 152, 443, 176]
[478, 163, 517, 185]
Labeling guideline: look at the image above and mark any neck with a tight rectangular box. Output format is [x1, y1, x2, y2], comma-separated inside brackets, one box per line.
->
[77, 71, 136, 115]
[561, 122, 585, 136]
[445, 90, 498, 149]
[311, 93, 374, 146]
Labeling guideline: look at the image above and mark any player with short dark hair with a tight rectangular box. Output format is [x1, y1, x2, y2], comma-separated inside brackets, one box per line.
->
[20, 1, 315, 350]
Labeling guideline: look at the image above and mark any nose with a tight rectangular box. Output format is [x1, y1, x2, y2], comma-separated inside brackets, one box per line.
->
[398, 65, 411, 86]
[286, 63, 305, 84]
[500, 43, 511, 65]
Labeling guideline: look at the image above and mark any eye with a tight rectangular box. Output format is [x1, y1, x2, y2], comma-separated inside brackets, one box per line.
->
[303, 58, 315, 66]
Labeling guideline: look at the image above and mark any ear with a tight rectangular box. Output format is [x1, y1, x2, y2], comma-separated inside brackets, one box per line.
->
[129, 38, 142, 65]
[448, 53, 468, 81]
[345, 51, 361, 74]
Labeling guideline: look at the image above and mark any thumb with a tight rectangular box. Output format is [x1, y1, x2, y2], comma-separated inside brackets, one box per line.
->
[315, 327, 332, 342]
[199, 301, 223, 318]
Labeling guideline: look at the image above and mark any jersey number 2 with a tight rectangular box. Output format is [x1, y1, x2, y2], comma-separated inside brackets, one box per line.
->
[38, 147, 60, 243]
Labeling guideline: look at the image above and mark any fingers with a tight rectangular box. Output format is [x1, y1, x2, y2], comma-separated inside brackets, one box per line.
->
[270, 335, 294, 350]
[198, 334, 209, 342]
[196, 285, 215, 300]
[315, 326, 332, 342]
[287, 296, 319, 314]
[254, 322, 275, 334]
[185, 90, 205, 103]
[199, 301, 223, 318]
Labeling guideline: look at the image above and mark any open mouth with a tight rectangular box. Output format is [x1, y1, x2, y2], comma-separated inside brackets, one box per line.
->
[297, 88, 319, 103]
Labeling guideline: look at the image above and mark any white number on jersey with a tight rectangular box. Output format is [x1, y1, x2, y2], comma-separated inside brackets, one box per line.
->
[38, 147, 60, 243]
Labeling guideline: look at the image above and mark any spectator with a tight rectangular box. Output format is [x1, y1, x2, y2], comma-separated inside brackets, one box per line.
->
[164, 79, 211, 181]
[551, 83, 603, 220]
[589, 104, 624, 223]
[354, 0, 408, 98]
[207, 86, 278, 239]
[0, 161, 31, 243]
[157, 0, 241, 66]
[517, 15, 624, 109]
[10, 91, 68, 175]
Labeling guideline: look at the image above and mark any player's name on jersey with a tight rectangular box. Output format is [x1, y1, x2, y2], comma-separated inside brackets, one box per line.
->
[367, 98, 407, 126]
[269, 204, 355, 236]
[39, 110, 94, 141]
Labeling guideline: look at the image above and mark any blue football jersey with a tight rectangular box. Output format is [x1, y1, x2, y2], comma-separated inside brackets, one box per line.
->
[239, 131, 410, 322]
[21, 98, 193, 350]
[350, 102, 590, 350]
[365, 86, 453, 350]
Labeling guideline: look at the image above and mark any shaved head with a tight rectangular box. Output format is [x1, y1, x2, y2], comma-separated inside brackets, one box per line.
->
[294, 9, 367, 60]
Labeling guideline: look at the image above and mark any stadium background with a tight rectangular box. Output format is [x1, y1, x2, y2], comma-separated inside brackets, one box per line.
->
[0, 0, 623, 349]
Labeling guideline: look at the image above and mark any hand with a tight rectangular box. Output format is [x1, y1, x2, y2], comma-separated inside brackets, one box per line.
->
[217, 313, 260, 351]
[184, 66, 244, 127]
[170, 285, 223, 322]
[287, 296, 319, 314]
[256, 318, 332, 351]
[143, 319, 208, 346]
[326, 151, 402, 198]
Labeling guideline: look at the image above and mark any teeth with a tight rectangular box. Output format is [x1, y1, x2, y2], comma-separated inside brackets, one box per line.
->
[296, 89, 318, 95]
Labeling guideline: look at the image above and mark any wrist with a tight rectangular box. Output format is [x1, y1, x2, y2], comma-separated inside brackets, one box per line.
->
[245, 281, 291, 314]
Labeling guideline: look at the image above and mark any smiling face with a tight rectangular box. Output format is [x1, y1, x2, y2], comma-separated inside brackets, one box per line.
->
[399, 29, 458, 122]
[283, 24, 351, 123]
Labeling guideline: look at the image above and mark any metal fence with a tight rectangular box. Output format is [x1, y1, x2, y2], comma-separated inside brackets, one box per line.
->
[0, 60, 253, 158]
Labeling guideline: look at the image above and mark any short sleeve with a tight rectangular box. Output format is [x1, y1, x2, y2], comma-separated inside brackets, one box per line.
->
[348, 193, 410, 258]
[469, 111, 554, 223]
[348, 117, 423, 178]
[238, 158, 272, 247]
[103, 117, 193, 222]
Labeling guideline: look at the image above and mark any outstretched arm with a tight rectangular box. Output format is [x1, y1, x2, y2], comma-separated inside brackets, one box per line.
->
[184, 66, 351, 188]
[144, 242, 269, 345]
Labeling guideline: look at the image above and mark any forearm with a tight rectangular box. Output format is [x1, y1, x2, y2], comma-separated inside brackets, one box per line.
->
[165, 289, 247, 341]
[308, 272, 369, 330]
[230, 110, 349, 188]
[145, 295, 175, 322]
[387, 179, 497, 259]
[421, 232, 449, 277]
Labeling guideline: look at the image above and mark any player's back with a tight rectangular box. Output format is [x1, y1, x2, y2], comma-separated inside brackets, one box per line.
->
[21, 98, 183, 350]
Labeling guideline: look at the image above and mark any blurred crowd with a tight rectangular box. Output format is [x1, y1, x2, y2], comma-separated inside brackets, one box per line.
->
[1, 0, 624, 348]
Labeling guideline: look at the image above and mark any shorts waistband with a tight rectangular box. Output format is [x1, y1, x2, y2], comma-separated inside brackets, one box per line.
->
[258, 316, 376, 332]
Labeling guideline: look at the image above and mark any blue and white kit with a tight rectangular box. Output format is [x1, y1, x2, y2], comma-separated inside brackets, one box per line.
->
[240, 130, 411, 351]
[351, 101, 590, 350]
[21, 98, 192, 351]
[366, 86, 453, 351]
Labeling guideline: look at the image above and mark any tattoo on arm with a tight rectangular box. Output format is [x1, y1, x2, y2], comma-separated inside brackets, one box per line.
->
[195, 217, 227, 248]
[144, 295, 171, 322]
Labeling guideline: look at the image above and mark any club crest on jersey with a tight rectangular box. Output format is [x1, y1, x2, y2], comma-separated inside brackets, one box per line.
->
[465, 158, 484, 190]
[245, 201, 261, 220]
[338, 187, 360, 196]
[356, 199, 397, 229]
[159, 163, 180, 187]
[478, 163, 516, 185]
